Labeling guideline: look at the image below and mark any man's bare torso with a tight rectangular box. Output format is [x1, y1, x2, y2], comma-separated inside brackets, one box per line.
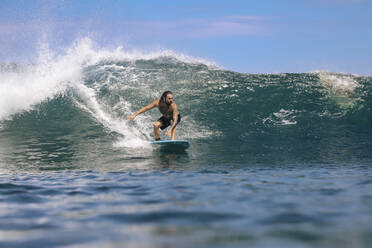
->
[157, 100, 176, 119]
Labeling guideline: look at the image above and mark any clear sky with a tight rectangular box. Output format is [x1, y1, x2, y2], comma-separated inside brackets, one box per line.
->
[1, 0, 372, 75]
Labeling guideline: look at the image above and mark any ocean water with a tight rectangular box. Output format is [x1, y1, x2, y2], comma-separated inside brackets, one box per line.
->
[1, 39, 372, 247]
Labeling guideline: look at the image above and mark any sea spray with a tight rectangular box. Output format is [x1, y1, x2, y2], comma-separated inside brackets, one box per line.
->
[0, 38, 218, 146]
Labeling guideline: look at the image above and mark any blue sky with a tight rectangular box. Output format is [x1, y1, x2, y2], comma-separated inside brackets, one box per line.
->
[1, 0, 372, 74]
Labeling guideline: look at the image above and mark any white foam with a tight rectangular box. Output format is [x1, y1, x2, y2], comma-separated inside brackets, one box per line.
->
[313, 71, 360, 95]
[73, 84, 151, 148]
[0, 48, 82, 120]
[63, 37, 220, 68]
[263, 109, 297, 126]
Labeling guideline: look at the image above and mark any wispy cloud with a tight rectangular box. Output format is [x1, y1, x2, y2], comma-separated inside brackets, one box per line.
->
[0, 15, 271, 60]
[120, 16, 271, 38]
[0, 15, 271, 40]
[310, 0, 368, 5]
[325, 0, 367, 3]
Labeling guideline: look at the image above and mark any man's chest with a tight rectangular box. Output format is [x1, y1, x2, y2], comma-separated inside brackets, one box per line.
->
[158, 105, 172, 115]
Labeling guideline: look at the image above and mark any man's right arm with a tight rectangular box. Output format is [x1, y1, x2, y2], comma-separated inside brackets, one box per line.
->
[128, 100, 158, 119]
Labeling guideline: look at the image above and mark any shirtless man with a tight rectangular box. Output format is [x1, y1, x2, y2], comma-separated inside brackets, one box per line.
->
[127, 91, 181, 140]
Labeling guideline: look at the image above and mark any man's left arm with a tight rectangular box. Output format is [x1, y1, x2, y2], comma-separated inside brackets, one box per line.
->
[170, 104, 179, 131]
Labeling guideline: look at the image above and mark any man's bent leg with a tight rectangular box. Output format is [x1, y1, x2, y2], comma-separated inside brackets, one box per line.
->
[153, 121, 162, 140]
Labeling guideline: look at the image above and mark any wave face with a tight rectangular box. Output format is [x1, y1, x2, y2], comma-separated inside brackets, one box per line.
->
[1, 39, 372, 169]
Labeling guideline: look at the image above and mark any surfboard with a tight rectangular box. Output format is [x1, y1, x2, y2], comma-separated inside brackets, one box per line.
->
[151, 140, 189, 150]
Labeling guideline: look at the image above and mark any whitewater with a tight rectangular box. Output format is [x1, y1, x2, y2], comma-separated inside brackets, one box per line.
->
[0, 38, 372, 248]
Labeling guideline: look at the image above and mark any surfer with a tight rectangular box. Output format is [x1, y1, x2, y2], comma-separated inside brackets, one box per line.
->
[127, 91, 181, 141]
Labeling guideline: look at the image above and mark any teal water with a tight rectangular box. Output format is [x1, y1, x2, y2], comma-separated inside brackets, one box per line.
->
[0, 42, 372, 247]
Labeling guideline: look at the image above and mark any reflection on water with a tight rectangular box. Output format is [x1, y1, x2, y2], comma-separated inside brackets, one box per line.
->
[152, 148, 190, 169]
[0, 127, 192, 172]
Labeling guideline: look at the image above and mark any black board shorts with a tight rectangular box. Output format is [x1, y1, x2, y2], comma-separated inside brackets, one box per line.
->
[158, 114, 181, 130]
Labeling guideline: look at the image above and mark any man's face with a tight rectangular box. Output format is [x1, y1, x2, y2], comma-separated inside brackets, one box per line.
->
[165, 94, 173, 105]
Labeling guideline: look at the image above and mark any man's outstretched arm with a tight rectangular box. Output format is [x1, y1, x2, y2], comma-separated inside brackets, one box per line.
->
[128, 100, 158, 119]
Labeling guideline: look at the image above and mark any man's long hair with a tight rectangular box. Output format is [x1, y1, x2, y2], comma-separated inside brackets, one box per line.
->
[160, 91, 172, 103]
